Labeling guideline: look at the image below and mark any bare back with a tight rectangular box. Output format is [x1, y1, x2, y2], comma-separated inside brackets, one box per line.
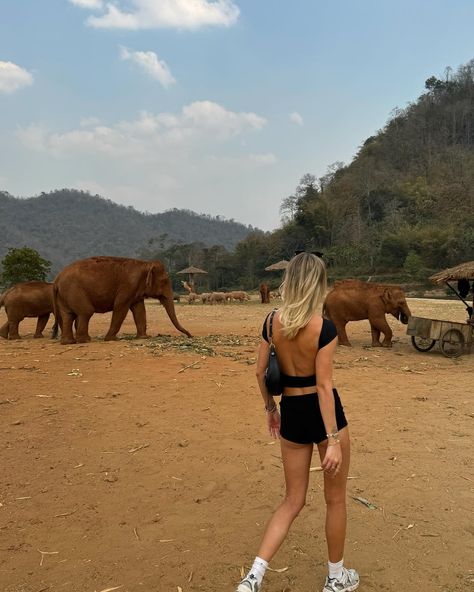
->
[270, 312, 326, 395]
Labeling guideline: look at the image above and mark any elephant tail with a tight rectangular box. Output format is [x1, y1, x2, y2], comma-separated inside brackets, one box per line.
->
[51, 284, 60, 339]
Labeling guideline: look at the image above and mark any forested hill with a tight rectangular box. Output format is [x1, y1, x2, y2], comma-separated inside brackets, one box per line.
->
[279, 60, 474, 276]
[0, 189, 255, 275]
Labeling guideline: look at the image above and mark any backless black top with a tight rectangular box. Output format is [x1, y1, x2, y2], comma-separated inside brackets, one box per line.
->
[261, 314, 337, 388]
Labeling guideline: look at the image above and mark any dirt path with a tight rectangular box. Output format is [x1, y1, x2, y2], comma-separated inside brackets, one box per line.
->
[1, 298, 473, 592]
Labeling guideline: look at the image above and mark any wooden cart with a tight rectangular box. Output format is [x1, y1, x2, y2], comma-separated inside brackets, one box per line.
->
[407, 316, 473, 358]
[407, 260, 474, 358]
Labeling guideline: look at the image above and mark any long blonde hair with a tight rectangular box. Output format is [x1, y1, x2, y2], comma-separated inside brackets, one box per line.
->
[279, 252, 327, 339]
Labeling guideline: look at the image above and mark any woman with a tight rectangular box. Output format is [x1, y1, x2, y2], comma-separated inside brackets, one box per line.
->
[236, 253, 359, 592]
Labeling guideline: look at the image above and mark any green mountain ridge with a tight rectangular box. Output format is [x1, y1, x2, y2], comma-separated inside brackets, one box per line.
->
[274, 59, 474, 276]
[0, 189, 257, 275]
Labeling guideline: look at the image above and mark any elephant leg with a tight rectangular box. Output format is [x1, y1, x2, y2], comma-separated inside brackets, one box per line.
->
[8, 319, 22, 340]
[130, 301, 148, 338]
[0, 321, 8, 339]
[34, 314, 50, 338]
[75, 314, 92, 343]
[370, 324, 381, 347]
[334, 320, 351, 346]
[104, 304, 129, 341]
[60, 311, 77, 345]
[370, 316, 393, 347]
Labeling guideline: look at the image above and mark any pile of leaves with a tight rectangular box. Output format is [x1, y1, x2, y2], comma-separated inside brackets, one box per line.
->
[127, 334, 260, 362]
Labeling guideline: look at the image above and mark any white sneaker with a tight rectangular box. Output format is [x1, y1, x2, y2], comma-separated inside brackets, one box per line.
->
[322, 567, 359, 592]
[237, 573, 260, 592]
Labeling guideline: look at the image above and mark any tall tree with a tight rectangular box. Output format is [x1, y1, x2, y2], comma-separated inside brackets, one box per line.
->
[1, 247, 51, 288]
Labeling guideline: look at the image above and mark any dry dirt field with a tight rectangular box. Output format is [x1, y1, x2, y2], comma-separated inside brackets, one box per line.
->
[1, 297, 473, 592]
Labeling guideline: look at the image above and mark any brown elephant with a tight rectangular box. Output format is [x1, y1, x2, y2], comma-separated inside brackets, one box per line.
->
[53, 256, 192, 344]
[323, 279, 411, 347]
[259, 283, 270, 304]
[0, 281, 58, 340]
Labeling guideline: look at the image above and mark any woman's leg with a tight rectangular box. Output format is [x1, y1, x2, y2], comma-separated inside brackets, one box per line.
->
[316, 427, 350, 562]
[256, 438, 313, 561]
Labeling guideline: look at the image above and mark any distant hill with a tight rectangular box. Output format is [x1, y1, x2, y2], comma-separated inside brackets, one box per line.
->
[0, 189, 256, 275]
[276, 59, 474, 274]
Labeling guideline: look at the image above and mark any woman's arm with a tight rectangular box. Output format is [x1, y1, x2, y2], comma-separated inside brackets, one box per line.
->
[315, 338, 342, 474]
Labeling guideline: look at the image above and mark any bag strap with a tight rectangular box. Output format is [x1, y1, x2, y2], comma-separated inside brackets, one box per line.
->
[268, 309, 278, 345]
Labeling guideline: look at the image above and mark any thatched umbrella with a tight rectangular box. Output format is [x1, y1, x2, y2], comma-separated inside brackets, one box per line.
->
[177, 265, 208, 293]
[265, 260, 289, 272]
[429, 261, 474, 283]
[429, 261, 474, 318]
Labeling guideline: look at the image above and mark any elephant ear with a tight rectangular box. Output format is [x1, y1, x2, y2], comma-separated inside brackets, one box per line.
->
[146, 262, 168, 294]
[380, 289, 392, 306]
[145, 265, 156, 293]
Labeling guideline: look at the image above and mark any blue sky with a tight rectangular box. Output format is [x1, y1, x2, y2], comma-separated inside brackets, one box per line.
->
[1, 0, 474, 230]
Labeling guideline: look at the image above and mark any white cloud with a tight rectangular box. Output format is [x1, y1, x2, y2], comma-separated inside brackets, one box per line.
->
[69, 0, 103, 9]
[16, 100, 270, 224]
[120, 47, 176, 88]
[289, 111, 304, 126]
[80, 116, 102, 127]
[0, 61, 33, 94]
[17, 101, 267, 159]
[16, 124, 46, 151]
[86, 0, 239, 30]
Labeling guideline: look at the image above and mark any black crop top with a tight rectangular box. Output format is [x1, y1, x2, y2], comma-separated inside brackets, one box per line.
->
[261, 314, 338, 388]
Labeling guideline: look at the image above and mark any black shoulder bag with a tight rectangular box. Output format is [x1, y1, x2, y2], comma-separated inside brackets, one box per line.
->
[264, 309, 283, 396]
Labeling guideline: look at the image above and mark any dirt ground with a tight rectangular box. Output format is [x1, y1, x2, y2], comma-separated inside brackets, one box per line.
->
[1, 297, 473, 592]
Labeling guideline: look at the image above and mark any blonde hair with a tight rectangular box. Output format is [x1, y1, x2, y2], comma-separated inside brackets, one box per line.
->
[279, 252, 327, 339]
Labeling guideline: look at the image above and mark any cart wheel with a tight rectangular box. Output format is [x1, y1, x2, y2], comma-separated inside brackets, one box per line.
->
[440, 329, 465, 358]
[411, 336, 436, 352]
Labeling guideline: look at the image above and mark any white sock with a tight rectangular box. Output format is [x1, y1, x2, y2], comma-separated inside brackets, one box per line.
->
[247, 556, 268, 586]
[328, 558, 344, 580]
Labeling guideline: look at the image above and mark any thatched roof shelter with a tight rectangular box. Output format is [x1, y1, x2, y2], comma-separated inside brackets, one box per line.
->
[265, 260, 289, 272]
[429, 261, 474, 284]
[177, 266, 208, 292]
[177, 266, 208, 275]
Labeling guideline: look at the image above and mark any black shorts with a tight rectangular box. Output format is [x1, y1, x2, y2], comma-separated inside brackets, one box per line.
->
[279, 389, 348, 445]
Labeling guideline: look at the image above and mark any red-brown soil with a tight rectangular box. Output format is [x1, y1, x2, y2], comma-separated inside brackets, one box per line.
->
[1, 298, 473, 592]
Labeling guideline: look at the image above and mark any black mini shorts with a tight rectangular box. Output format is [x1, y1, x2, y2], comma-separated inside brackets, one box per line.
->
[279, 389, 348, 445]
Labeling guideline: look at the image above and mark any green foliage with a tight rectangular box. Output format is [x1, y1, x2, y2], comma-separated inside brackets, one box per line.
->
[269, 59, 474, 277]
[403, 251, 425, 280]
[1, 247, 51, 288]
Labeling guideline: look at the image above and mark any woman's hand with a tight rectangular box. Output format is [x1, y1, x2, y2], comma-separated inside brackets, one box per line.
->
[266, 409, 281, 439]
[321, 442, 342, 476]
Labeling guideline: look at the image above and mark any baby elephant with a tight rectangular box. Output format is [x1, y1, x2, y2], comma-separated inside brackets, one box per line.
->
[0, 281, 57, 340]
[324, 279, 411, 347]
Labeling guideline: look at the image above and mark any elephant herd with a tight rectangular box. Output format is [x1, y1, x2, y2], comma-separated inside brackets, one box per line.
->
[0, 256, 191, 344]
[0, 258, 412, 348]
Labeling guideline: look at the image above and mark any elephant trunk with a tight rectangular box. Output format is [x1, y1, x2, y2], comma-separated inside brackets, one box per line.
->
[398, 302, 411, 325]
[159, 291, 192, 338]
